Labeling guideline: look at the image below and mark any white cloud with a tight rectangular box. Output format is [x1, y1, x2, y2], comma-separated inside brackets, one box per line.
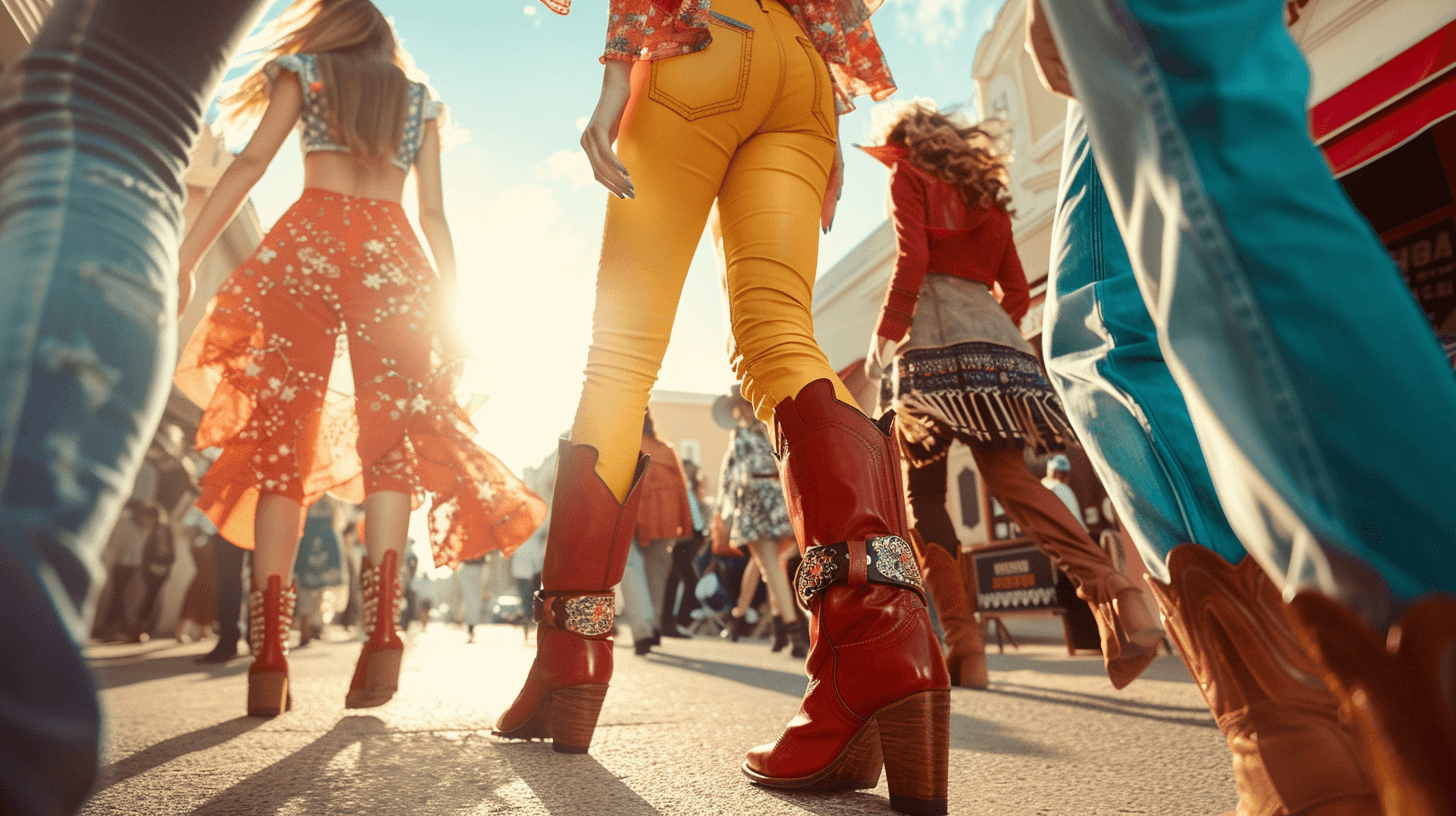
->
[522, 5, 537, 15]
[543, 148, 594, 189]
[575, 116, 589, 132]
[894, 0, 992, 48]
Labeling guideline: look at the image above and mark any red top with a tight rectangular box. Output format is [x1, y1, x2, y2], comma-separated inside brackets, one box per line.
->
[539, 0, 895, 113]
[635, 434, 695, 542]
[868, 145, 1030, 342]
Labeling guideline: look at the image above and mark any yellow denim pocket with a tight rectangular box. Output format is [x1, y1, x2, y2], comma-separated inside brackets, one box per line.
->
[648, 14, 753, 121]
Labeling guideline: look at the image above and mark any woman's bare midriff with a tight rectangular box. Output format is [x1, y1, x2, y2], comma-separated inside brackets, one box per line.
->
[302, 152, 409, 202]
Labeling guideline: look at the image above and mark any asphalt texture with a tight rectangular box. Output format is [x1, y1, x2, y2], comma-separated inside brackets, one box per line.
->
[81, 620, 1237, 815]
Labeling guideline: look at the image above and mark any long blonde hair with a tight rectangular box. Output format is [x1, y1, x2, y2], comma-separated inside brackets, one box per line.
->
[874, 101, 1014, 215]
[219, 0, 418, 164]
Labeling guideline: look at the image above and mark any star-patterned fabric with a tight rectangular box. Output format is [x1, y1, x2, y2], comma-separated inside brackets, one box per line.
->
[176, 190, 546, 568]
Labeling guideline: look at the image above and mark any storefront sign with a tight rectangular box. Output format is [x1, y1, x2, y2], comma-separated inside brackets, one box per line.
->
[973, 542, 1059, 611]
[1389, 217, 1456, 329]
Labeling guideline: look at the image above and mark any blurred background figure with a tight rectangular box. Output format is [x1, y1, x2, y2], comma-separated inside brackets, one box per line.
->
[1041, 455, 1086, 533]
[633, 410, 695, 645]
[293, 497, 346, 647]
[712, 387, 806, 658]
[660, 459, 707, 635]
[457, 554, 487, 642]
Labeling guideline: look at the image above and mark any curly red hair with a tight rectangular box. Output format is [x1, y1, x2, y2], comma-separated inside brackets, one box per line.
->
[880, 102, 1013, 215]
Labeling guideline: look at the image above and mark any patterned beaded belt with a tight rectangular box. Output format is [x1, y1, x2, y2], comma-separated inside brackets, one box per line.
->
[795, 535, 926, 608]
[534, 590, 615, 638]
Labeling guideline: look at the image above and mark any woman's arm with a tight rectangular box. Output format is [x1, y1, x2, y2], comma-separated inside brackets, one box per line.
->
[996, 226, 1031, 324]
[414, 120, 456, 289]
[821, 122, 844, 233]
[176, 75, 302, 315]
[876, 164, 931, 342]
[581, 59, 634, 199]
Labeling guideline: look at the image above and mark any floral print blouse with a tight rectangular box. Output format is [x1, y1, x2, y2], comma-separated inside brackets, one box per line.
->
[538, 0, 895, 113]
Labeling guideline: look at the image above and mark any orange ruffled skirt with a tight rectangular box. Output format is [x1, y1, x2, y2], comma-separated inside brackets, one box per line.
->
[176, 190, 545, 568]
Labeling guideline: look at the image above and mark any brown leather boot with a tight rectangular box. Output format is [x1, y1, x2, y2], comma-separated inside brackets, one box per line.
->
[911, 530, 988, 689]
[743, 380, 950, 816]
[492, 441, 648, 754]
[1287, 591, 1455, 816]
[972, 445, 1163, 689]
[1151, 545, 1381, 816]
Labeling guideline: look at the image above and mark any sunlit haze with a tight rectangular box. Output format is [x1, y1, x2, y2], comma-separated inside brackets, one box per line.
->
[230, 0, 1001, 480]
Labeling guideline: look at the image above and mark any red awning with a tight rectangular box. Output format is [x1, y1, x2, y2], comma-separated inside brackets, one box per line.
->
[1313, 18, 1456, 175]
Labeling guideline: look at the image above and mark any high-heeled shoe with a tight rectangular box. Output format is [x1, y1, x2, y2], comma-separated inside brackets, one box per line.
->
[787, 614, 809, 659]
[246, 575, 295, 717]
[743, 380, 950, 816]
[913, 534, 988, 689]
[722, 609, 752, 642]
[492, 441, 649, 754]
[770, 615, 789, 652]
[1151, 545, 1380, 816]
[346, 549, 404, 709]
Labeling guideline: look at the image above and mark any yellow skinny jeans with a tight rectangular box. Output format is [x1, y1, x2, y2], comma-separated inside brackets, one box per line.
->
[572, 0, 857, 499]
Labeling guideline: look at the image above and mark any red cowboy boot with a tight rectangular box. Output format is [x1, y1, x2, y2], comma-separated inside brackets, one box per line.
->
[247, 574, 295, 717]
[1150, 546, 1380, 816]
[492, 441, 649, 754]
[346, 549, 405, 709]
[743, 379, 950, 816]
[1287, 591, 1456, 816]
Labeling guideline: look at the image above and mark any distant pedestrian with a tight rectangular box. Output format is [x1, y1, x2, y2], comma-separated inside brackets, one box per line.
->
[712, 388, 805, 657]
[1040, 455, 1085, 532]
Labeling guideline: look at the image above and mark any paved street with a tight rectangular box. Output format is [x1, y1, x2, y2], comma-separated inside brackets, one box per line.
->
[81, 621, 1236, 816]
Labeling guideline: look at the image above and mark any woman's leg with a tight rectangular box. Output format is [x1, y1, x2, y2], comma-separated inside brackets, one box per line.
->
[252, 495, 304, 590]
[971, 444, 1161, 689]
[747, 537, 797, 624]
[640, 537, 673, 628]
[0, 0, 269, 808]
[732, 554, 762, 619]
[619, 542, 656, 647]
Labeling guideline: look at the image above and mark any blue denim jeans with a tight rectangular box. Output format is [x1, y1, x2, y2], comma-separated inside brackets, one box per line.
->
[0, 2, 265, 813]
[1037, 0, 1456, 622]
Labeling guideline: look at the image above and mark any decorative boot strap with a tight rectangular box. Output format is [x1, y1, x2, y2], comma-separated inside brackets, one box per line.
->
[796, 535, 926, 608]
[534, 590, 615, 638]
[249, 582, 296, 656]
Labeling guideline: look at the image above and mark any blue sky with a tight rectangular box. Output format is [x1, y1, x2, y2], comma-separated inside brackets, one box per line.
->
[236, 0, 1003, 474]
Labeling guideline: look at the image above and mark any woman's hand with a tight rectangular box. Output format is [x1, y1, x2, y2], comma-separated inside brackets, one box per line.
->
[821, 138, 844, 233]
[176, 262, 198, 317]
[582, 60, 635, 199]
[864, 333, 900, 378]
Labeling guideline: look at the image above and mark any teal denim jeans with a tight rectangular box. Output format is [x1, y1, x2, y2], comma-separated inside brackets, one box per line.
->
[1037, 0, 1456, 625]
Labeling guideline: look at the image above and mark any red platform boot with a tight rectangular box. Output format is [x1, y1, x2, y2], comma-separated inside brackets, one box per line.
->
[347, 549, 405, 709]
[492, 441, 649, 754]
[247, 574, 295, 717]
[743, 379, 951, 816]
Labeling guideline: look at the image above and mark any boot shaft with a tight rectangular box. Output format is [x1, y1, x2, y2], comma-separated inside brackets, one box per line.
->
[1152, 545, 1375, 814]
[361, 550, 404, 650]
[772, 379, 908, 552]
[542, 440, 650, 593]
[249, 575, 294, 674]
